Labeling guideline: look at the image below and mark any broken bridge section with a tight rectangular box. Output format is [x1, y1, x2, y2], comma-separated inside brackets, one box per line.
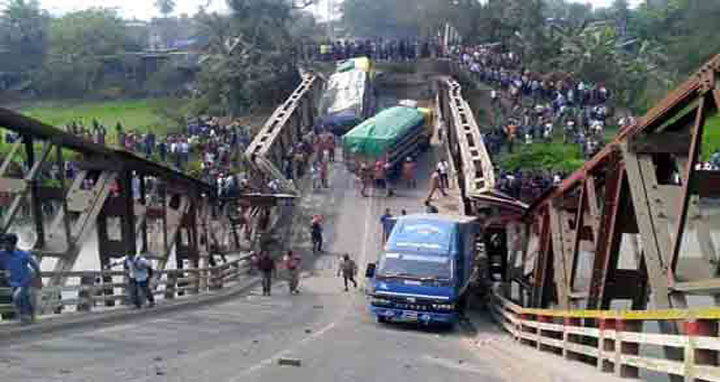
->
[483, 54, 720, 381]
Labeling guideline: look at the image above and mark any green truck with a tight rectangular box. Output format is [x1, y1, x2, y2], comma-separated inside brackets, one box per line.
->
[342, 105, 432, 174]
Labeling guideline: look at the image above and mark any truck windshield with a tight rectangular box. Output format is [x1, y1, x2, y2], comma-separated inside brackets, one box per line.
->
[377, 253, 452, 280]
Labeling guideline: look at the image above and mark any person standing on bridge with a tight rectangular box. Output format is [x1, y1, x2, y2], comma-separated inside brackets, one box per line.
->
[380, 209, 393, 244]
[110, 253, 155, 309]
[284, 250, 301, 294]
[437, 159, 450, 189]
[324, 132, 336, 163]
[257, 250, 276, 296]
[426, 169, 447, 201]
[402, 157, 417, 189]
[311, 214, 324, 254]
[0, 234, 40, 324]
[359, 162, 372, 197]
[337, 254, 358, 292]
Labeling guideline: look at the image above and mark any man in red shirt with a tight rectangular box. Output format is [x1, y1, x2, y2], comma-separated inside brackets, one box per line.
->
[284, 250, 301, 294]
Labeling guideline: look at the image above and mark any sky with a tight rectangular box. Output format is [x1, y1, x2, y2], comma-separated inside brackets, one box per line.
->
[38, 0, 645, 20]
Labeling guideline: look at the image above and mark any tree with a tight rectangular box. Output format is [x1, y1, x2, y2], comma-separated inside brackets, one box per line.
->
[154, 0, 176, 17]
[0, 0, 49, 72]
[193, 0, 303, 116]
[41, 8, 129, 96]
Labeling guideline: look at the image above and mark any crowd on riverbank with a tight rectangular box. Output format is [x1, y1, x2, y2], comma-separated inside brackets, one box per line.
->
[449, 44, 636, 202]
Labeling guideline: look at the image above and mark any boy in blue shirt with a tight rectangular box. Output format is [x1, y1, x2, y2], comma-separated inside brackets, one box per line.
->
[0, 234, 40, 324]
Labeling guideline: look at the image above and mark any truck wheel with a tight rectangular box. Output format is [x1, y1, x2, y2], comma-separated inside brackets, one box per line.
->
[377, 316, 388, 324]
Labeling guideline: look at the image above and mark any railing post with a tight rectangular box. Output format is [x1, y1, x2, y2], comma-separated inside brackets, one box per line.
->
[616, 319, 641, 379]
[164, 270, 177, 300]
[209, 266, 222, 290]
[77, 275, 94, 312]
[685, 318, 719, 382]
[513, 308, 521, 341]
[564, 317, 582, 360]
[598, 318, 616, 373]
[537, 315, 550, 351]
[189, 269, 199, 295]
[199, 266, 208, 293]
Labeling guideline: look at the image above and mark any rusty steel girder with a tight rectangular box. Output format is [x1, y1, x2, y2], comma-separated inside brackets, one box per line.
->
[438, 77, 525, 219]
[0, 105, 303, 291]
[244, 73, 323, 194]
[502, 55, 720, 345]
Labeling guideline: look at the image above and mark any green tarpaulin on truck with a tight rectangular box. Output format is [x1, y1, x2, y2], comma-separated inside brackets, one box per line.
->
[342, 106, 425, 159]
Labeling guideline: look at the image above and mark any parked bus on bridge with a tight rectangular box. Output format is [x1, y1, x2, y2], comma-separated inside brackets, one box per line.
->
[365, 214, 481, 327]
[318, 57, 377, 135]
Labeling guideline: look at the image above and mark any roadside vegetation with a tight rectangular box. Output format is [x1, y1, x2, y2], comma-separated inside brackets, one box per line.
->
[19, 98, 188, 134]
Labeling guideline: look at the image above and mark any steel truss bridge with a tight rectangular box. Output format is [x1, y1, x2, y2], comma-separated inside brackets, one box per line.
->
[1, 55, 720, 381]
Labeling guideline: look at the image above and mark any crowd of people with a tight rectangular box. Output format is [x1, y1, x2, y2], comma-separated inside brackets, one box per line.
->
[449, 44, 636, 202]
[59, 117, 254, 195]
[298, 38, 446, 62]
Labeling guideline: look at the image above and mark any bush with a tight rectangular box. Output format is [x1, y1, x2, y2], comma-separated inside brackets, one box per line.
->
[496, 142, 585, 173]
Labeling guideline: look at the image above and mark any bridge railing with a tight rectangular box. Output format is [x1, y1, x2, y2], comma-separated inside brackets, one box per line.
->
[0, 254, 255, 320]
[490, 290, 720, 380]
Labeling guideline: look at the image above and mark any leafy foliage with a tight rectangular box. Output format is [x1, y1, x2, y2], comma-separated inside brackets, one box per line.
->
[496, 142, 585, 173]
[192, 1, 303, 116]
[0, 0, 48, 73]
[154, 0, 176, 17]
[40, 9, 129, 96]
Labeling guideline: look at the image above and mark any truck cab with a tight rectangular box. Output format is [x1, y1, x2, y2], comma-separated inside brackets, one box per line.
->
[366, 214, 480, 327]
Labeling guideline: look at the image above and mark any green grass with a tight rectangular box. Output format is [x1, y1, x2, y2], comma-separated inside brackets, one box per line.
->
[496, 141, 586, 173]
[703, 115, 720, 161]
[19, 98, 186, 134]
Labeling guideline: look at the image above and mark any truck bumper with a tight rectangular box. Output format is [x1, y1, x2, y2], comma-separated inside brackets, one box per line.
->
[371, 306, 458, 325]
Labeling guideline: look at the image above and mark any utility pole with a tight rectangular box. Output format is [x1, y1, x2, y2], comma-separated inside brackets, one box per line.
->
[326, 0, 334, 40]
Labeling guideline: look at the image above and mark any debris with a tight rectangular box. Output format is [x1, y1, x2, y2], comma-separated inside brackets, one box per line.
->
[177, 350, 187, 355]
[404, 364, 411, 369]
[153, 356, 163, 362]
[277, 358, 302, 367]
[458, 360, 464, 364]
[313, 305, 324, 309]
[59, 369, 72, 374]
[252, 340, 259, 344]
[304, 329, 312, 334]
[156, 370, 165, 376]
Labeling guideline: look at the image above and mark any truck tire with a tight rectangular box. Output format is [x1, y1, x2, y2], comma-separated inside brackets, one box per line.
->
[377, 316, 388, 324]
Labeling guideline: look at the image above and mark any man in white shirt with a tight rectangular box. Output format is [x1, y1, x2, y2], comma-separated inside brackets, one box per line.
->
[437, 159, 450, 189]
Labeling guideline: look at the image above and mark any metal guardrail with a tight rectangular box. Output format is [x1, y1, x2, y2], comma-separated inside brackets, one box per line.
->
[490, 290, 720, 380]
[0, 255, 255, 319]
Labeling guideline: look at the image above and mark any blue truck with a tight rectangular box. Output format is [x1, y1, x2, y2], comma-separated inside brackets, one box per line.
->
[365, 214, 481, 327]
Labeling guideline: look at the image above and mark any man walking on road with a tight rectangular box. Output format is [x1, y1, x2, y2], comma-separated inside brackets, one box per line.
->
[337, 254, 358, 291]
[311, 214, 324, 254]
[0, 234, 40, 324]
[380, 209, 393, 243]
[284, 250, 301, 294]
[426, 169, 447, 201]
[437, 159, 450, 189]
[258, 251, 275, 296]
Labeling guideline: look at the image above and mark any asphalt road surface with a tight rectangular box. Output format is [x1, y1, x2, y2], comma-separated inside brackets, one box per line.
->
[0, 150, 619, 382]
